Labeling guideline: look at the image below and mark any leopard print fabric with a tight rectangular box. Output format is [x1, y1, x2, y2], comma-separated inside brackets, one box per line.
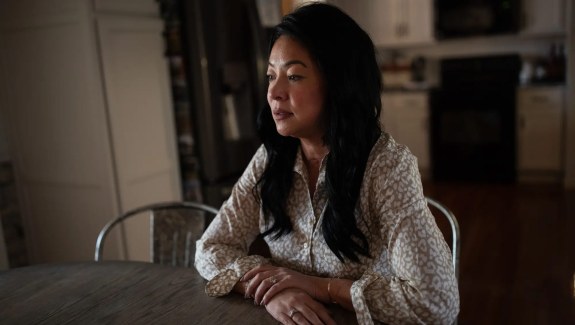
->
[195, 133, 459, 324]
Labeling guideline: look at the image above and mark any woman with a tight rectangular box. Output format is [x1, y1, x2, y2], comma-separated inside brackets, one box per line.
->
[195, 3, 459, 324]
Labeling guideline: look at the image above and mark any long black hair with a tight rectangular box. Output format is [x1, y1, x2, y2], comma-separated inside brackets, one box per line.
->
[255, 3, 382, 263]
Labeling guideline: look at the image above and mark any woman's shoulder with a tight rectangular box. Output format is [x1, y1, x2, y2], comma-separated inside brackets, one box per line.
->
[363, 132, 425, 215]
[248, 144, 268, 171]
[253, 144, 267, 160]
[236, 144, 268, 184]
[368, 131, 417, 171]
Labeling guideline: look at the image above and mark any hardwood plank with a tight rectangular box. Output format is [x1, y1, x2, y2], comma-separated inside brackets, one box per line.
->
[423, 182, 575, 325]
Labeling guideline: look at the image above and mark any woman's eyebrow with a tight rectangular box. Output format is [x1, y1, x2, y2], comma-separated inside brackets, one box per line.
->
[268, 60, 308, 68]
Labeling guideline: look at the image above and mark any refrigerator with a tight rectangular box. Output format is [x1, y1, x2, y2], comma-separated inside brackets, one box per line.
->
[160, 0, 275, 208]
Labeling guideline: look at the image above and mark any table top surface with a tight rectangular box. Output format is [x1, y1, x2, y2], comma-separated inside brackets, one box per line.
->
[0, 261, 358, 324]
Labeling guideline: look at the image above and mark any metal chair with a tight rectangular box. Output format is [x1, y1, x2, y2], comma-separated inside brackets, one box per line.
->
[426, 196, 460, 325]
[95, 201, 219, 267]
[426, 196, 460, 281]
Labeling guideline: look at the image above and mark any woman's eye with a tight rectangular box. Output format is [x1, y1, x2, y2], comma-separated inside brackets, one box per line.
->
[288, 75, 303, 81]
[266, 74, 275, 82]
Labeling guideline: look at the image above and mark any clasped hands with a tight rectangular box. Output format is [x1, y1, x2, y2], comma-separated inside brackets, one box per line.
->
[240, 265, 336, 325]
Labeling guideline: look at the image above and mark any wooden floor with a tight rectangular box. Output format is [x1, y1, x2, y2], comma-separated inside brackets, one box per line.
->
[422, 182, 575, 325]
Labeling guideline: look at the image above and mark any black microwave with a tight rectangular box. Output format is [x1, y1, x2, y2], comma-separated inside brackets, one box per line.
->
[435, 0, 521, 39]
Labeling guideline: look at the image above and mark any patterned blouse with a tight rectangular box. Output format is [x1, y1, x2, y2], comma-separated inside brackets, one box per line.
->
[195, 133, 460, 324]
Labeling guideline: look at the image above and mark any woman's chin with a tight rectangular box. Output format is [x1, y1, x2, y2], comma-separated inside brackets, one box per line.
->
[275, 127, 293, 138]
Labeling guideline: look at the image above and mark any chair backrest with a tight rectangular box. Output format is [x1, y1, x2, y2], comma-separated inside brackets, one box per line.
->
[95, 201, 219, 267]
[425, 196, 460, 281]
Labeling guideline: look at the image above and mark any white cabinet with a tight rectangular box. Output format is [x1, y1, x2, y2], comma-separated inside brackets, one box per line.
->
[521, 0, 566, 35]
[516, 86, 564, 182]
[381, 92, 430, 177]
[333, 0, 434, 47]
[0, 0, 181, 263]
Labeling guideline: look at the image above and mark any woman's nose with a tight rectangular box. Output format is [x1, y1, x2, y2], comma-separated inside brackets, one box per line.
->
[268, 79, 287, 101]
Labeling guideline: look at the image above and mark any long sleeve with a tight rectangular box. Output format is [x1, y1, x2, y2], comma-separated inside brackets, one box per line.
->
[351, 140, 460, 324]
[194, 146, 269, 296]
[351, 202, 460, 324]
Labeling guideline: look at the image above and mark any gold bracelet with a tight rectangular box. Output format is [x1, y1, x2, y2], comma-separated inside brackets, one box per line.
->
[327, 279, 337, 304]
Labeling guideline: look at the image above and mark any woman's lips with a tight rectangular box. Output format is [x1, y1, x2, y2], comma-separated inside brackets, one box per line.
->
[273, 109, 293, 121]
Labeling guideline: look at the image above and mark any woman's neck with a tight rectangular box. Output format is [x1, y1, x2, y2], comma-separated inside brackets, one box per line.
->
[300, 138, 329, 163]
[300, 138, 329, 198]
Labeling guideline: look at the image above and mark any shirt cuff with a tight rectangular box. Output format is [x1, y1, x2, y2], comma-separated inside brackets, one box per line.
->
[351, 271, 378, 325]
[205, 255, 268, 296]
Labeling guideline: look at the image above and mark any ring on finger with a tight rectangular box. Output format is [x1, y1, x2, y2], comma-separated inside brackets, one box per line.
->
[270, 276, 278, 284]
[288, 308, 299, 318]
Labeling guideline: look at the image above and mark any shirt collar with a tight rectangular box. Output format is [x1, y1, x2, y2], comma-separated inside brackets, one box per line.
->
[293, 145, 328, 180]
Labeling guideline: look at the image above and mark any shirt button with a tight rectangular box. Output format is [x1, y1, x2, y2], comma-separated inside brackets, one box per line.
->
[303, 243, 308, 249]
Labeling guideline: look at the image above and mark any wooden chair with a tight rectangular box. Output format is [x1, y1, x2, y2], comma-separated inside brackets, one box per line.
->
[94, 201, 219, 267]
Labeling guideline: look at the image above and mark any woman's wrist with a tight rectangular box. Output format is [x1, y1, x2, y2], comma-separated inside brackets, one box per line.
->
[327, 278, 338, 304]
[233, 279, 250, 298]
[312, 277, 338, 304]
[325, 278, 354, 311]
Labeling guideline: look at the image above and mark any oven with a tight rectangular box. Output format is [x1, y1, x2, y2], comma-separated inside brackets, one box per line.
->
[430, 55, 521, 182]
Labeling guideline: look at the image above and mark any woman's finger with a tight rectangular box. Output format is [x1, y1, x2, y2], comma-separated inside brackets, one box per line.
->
[276, 312, 297, 325]
[253, 275, 280, 304]
[305, 300, 336, 325]
[261, 277, 289, 305]
[291, 310, 312, 325]
[245, 270, 276, 298]
[242, 264, 276, 281]
[293, 304, 325, 325]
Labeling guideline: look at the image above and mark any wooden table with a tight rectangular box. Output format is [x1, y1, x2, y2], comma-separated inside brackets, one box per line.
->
[0, 261, 358, 324]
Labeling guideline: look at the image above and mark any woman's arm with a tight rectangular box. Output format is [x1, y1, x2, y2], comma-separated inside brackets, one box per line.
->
[351, 200, 460, 325]
[350, 145, 459, 324]
[241, 201, 459, 324]
[194, 146, 270, 296]
[242, 265, 354, 311]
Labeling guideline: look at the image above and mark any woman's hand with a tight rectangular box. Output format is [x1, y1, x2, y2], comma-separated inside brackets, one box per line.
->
[265, 288, 336, 325]
[242, 265, 327, 306]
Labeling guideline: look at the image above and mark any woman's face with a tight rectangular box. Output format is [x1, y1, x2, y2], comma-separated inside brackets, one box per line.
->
[267, 36, 326, 141]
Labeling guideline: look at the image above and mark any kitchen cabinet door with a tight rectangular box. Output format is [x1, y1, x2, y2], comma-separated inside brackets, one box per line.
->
[0, 0, 118, 263]
[97, 16, 182, 261]
[381, 92, 430, 177]
[517, 86, 564, 179]
[521, 0, 566, 35]
[0, 0, 180, 263]
[388, 0, 434, 46]
[333, 0, 434, 47]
